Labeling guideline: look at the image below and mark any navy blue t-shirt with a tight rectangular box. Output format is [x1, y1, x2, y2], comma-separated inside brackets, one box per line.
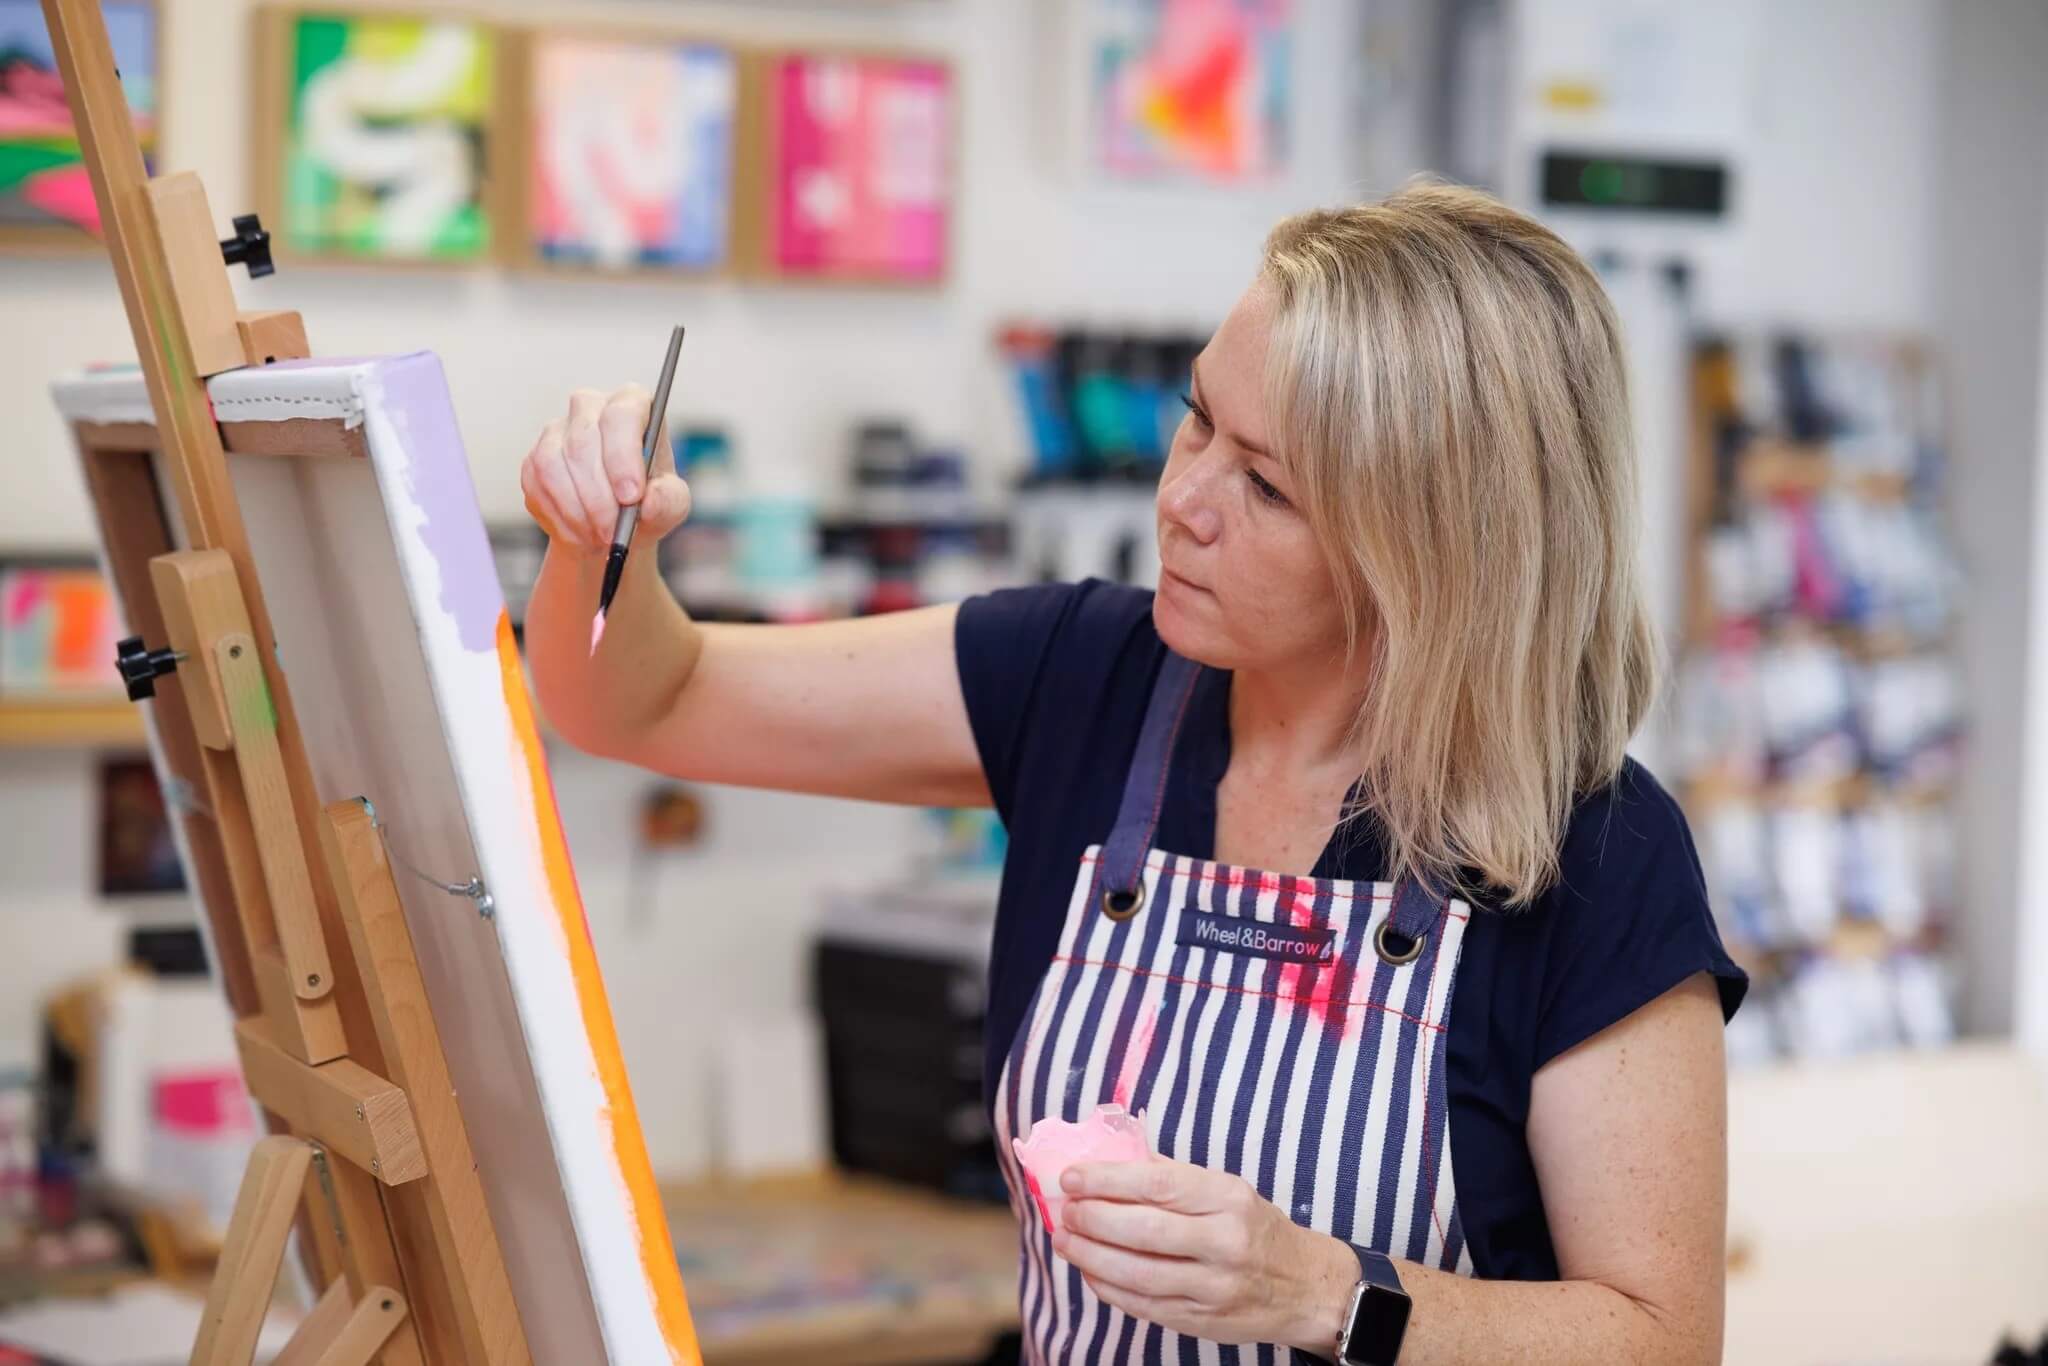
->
[956, 579, 1746, 1282]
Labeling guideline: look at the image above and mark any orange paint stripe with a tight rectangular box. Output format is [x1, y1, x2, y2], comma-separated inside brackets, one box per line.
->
[495, 612, 701, 1363]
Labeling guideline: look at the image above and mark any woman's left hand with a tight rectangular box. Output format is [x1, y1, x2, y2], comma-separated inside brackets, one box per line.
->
[1054, 1156, 1357, 1352]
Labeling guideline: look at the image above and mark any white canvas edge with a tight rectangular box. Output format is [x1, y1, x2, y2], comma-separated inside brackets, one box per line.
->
[51, 364, 368, 429]
[350, 360, 674, 1365]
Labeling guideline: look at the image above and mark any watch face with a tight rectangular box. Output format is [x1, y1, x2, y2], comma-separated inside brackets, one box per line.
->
[1346, 1284, 1413, 1365]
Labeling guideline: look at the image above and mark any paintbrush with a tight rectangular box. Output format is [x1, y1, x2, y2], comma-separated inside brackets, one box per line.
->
[592, 324, 686, 656]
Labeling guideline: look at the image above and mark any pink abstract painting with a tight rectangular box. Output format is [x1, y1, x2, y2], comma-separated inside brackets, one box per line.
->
[529, 33, 736, 271]
[1091, 0, 1292, 181]
[769, 53, 951, 283]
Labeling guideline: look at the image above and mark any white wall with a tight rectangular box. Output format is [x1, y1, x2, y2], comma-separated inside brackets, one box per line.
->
[1935, 0, 2048, 1039]
[2019, 143, 2048, 1063]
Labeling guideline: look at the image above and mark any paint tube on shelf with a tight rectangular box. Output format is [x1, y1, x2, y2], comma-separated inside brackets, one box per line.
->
[1068, 331, 1132, 474]
[998, 324, 1076, 480]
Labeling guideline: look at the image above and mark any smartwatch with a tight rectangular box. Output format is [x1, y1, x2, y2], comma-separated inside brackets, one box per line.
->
[1335, 1245, 1411, 1366]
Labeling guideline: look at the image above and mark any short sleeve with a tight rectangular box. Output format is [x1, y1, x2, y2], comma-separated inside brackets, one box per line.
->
[1532, 761, 1748, 1069]
[955, 582, 1082, 822]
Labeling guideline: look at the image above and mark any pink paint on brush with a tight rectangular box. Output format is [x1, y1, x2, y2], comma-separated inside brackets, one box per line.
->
[590, 613, 607, 657]
[1011, 1104, 1153, 1234]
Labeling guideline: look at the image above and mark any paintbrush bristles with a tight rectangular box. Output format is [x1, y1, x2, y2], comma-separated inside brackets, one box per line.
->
[589, 613, 607, 658]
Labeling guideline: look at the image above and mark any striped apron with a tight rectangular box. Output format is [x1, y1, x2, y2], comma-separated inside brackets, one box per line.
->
[994, 653, 1474, 1365]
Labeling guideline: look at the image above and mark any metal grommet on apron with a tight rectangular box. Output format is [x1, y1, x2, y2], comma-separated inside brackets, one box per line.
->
[1375, 918, 1426, 966]
[994, 651, 1477, 1366]
[1101, 884, 1145, 921]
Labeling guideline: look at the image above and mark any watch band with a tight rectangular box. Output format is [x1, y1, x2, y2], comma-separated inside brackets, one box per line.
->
[1350, 1244, 1402, 1293]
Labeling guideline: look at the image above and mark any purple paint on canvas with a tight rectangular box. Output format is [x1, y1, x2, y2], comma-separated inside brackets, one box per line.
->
[365, 353, 503, 654]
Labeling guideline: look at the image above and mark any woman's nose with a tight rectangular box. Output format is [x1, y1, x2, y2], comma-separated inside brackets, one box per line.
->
[1159, 460, 1225, 545]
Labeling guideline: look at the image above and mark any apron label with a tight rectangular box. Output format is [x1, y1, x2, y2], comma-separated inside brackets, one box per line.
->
[1177, 909, 1336, 964]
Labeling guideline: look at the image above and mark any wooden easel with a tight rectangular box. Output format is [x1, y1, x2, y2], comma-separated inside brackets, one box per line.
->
[42, 1, 532, 1361]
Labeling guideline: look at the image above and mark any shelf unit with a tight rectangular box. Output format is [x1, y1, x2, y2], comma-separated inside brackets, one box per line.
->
[1677, 331, 1960, 1063]
[0, 694, 145, 749]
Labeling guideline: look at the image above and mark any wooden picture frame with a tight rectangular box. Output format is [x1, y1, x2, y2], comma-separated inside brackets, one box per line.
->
[733, 44, 956, 288]
[250, 5, 507, 270]
[0, 0, 161, 253]
[500, 22, 741, 281]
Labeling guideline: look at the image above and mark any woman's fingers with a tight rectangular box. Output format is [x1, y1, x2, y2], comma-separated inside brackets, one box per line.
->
[521, 386, 680, 549]
[598, 385, 655, 503]
[525, 417, 591, 547]
[637, 472, 693, 540]
[1052, 1230, 1223, 1306]
[1061, 1197, 1228, 1261]
[562, 388, 619, 546]
[1063, 1158, 1242, 1216]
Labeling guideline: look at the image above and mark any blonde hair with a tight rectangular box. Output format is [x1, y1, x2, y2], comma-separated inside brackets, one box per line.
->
[1261, 181, 1657, 906]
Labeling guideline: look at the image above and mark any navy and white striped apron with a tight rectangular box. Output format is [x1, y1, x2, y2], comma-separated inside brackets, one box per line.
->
[993, 652, 1474, 1364]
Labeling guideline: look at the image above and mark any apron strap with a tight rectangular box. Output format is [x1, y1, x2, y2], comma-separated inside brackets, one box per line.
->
[1098, 651, 1204, 901]
[1386, 870, 1446, 942]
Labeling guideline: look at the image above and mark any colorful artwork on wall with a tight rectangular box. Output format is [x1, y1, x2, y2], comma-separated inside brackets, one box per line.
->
[268, 10, 496, 263]
[1087, 0, 1291, 181]
[0, 0, 157, 245]
[762, 51, 951, 284]
[525, 32, 736, 273]
[0, 564, 122, 694]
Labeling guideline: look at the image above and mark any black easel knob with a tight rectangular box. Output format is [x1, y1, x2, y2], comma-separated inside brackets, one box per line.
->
[220, 213, 275, 279]
[115, 636, 182, 702]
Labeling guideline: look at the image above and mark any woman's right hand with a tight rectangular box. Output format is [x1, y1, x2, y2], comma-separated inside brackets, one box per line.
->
[519, 385, 692, 553]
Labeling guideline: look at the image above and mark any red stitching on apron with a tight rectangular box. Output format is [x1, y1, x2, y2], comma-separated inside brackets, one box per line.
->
[1079, 852, 1473, 919]
[1050, 954, 1450, 1034]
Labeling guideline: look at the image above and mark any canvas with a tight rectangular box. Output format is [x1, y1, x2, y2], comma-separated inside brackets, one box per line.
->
[528, 32, 735, 272]
[52, 356, 698, 1364]
[270, 11, 495, 263]
[765, 52, 951, 283]
[1087, 0, 1291, 181]
[0, 0, 155, 243]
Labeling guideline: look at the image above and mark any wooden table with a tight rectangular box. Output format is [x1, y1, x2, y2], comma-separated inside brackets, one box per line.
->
[663, 1174, 1021, 1366]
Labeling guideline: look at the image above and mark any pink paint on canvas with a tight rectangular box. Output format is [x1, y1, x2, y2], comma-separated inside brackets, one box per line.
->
[1011, 1104, 1153, 1234]
[772, 55, 949, 281]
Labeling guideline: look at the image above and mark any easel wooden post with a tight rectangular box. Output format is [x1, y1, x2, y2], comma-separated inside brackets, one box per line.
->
[42, 1, 533, 1361]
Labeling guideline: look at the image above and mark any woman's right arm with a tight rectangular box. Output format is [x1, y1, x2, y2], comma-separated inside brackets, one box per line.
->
[520, 385, 991, 810]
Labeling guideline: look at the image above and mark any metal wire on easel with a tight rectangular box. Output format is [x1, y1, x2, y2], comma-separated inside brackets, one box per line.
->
[359, 798, 494, 920]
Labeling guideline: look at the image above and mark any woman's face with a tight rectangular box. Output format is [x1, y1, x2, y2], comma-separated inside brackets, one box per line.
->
[1153, 281, 1349, 673]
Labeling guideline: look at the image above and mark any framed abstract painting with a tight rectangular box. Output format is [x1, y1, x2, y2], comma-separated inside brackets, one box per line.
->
[515, 28, 737, 275]
[256, 7, 499, 265]
[741, 48, 953, 285]
[1080, 0, 1292, 183]
[0, 0, 158, 249]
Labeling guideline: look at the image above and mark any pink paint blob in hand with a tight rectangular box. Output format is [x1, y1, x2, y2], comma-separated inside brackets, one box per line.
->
[1011, 1104, 1154, 1234]
[589, 612, 607, 657]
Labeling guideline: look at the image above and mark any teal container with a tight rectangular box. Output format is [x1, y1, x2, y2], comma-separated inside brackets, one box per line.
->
[735, 495, 819, 594]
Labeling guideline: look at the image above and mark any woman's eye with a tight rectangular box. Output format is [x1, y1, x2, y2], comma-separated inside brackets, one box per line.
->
[1180, 392, 1212, 431]
[1247, 469, 1290, 508]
